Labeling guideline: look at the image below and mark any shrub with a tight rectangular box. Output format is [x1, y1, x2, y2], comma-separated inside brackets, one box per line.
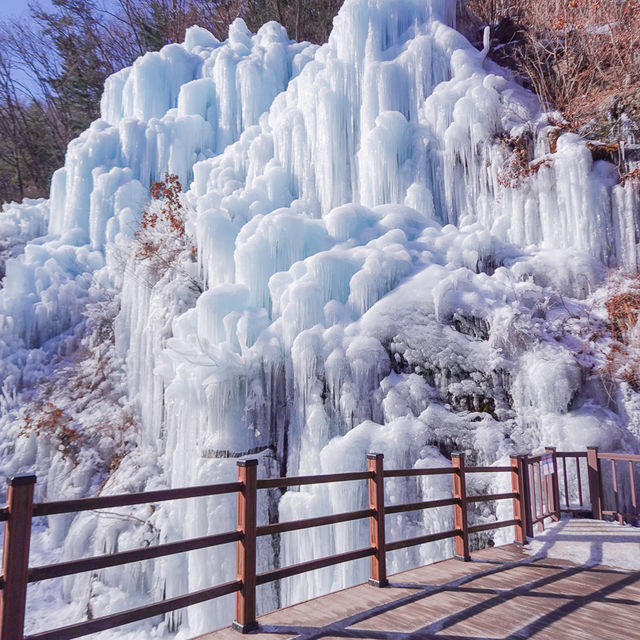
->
[465, 0, 640, 138]
[134, 173, 200, 290]
[21, 402, 85, 464]
[135, 173, 188, 261]
[600, 271, 640, 389]
[495, 134, 551, 189]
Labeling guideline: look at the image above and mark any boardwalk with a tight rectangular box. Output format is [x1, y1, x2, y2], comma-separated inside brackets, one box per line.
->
[196, 520, 640, 640]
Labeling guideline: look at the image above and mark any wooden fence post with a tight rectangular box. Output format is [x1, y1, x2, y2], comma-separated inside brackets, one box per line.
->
[452, 453, 470, 561]
[510, 456, 527, 544]
[544, 447, 561, 521]
[587, 447, 603, 520]
[518, 455, 534, 539]
[233, 460, 258, 633]
[367, 453, 388, 587]
[0, 475, 36, 640]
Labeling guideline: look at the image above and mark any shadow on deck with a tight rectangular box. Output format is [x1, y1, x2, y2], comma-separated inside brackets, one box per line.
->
[195, 520, 640, 640]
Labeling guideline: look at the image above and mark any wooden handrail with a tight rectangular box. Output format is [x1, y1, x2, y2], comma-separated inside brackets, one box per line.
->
[33, 481, 243, 516]
[256, 547, 375, 586]
[385, 528, 460, 552]
[3, 447, 636, 639]
[466, 492, 518, 503]
[28, 530, 242, 583]
[556, 451, 588, 458]
[383, 467, 453, 477]
[256, 508, 375, 537]
[257, 471, 372, 489]
[467, 518, 520, 534]
[597, 452, 640, 462]
[385, 497, 459, 514]
[23, 580, 242, 640]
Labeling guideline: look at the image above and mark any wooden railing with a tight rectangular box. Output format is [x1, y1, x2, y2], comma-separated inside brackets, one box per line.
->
[590, 449, 640, 524]
[0, 447, 637, 639]
[519, 447, 640, 535]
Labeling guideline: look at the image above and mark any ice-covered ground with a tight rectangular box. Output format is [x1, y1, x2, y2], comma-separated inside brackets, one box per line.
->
[526, 518, 640, 572]
[1, 0, 640, 636]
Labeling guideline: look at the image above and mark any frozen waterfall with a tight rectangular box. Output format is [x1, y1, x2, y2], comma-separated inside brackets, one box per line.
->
[0, 0, 639, 637]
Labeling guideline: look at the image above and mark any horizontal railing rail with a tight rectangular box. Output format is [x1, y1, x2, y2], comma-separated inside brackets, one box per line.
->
[27, 530, 243, 583]
[255, 547, 375, 586]
[383, 467, 453, 478]
[32, 481, 242, 517]
[24, 580, 242, 640]
[256, 471, 372, 489]
[385, 497, 458, 514]
[256, 508, 375, 537]
[385, 528, 460, 553]
[598, 452, 640, 462]
[2, 446, 636, 640]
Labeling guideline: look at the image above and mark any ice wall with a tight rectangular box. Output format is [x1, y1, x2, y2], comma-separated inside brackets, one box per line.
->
[1, 0, 640, 636]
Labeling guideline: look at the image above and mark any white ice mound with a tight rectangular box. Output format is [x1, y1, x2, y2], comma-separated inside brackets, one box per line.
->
[1, 0, 639, 637]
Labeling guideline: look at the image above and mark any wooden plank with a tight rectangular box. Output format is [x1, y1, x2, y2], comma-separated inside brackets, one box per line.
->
[467, 518, 519, 534]
[576, 455, 584, 507]
[25, 580, 242, 640]
[464, 466, 512, 473]
[257, 472, 372, 489]
[256, 547, 375, 585]
[383, 468, 453, 478]
[466, 492, 517, 504]
[256, 509, 374, 537]
[385, 497, 458, 514]
[29, 530, 242, 583]
[33, 482, 242, 516]
[385, 528, 458, 552]
[598, 452, 640, 462]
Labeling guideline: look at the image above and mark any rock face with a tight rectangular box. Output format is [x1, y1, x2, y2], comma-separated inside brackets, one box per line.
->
[0, 0, 639, 636]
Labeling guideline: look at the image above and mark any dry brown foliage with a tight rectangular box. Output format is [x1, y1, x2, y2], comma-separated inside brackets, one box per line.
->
[620, 168, 640, 187]
[466, 0, 640, 136]
[135, 173, 185, 261]
[20, 402, 85, 463]
[495, 134, 552, 189]
[599, 271, 640, 389]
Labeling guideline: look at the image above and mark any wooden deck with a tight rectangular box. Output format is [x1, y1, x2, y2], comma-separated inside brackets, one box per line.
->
[195, 526, 640, 640]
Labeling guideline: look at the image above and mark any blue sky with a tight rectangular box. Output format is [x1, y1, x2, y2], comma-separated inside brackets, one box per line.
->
[0, 0, 54, 20]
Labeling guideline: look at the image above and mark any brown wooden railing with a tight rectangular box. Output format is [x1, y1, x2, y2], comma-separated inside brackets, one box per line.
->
[519, 447, 640, 536]
[0, 447, 637, 639]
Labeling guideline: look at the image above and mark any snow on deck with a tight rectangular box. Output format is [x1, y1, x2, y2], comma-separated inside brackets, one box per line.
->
[526, 517, 640, 572]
